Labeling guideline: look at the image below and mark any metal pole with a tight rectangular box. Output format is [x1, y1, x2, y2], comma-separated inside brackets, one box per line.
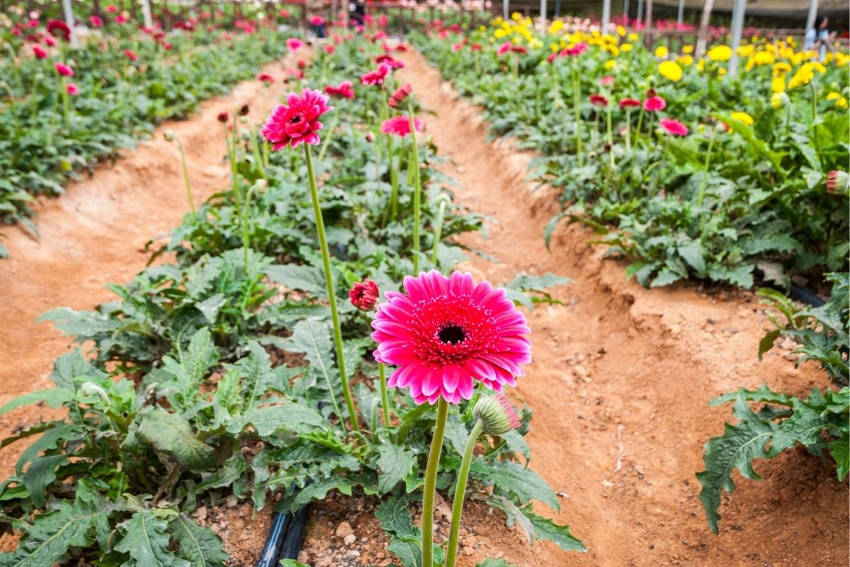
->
[805, 0, 818, 34]
[141, 0, 153, 28]
[503, 0, 508, 20]
[623, 0, 629, 20]
[636, 0, 642, 24]
[62, 0, 77, 47]
[601, 0, 610, 34]
[728, 0, 746, 76]
[539, 0, 546, 32]
[554, 0, 560, 19]
[676, 0, 684, 26]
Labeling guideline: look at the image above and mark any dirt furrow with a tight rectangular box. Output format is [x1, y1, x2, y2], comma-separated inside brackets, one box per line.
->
[398, 49, 847, 567]
[0, 55, 298, 478]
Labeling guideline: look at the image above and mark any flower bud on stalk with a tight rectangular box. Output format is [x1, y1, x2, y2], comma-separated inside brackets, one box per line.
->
[473, 393, 521, 436]
[349, 279, 379, 311]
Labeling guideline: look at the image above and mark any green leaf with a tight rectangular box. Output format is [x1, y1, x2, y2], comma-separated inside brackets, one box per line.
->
[22, 455, 68, 508]
[829, 434, 849, 481]
[169, 514, 228, 567]
[0, 388, 73, 416]
[677, 241, 706, 274]
[477, 560, 518, 567]
[238, 402, 327, 437]
[280, 561, 311, 567]
[757, 330, 781, 360]
[136, 408, 215, 470]
[376, 492, 418, 539]
[470, 460, 559, 510]
[524, 509, 585, 552]
[696, 396, 779, 533]
[265, 263, 325, 295]
[376, 443, 416, 494]
[114, 510, 188, 567]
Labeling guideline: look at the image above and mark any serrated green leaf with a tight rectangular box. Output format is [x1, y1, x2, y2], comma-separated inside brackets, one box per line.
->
[265, 263, 325, 295]
[376, 443, 416, 494]
[470, 460, 559, 510]
[114, 510, 188, 567]
[22, 455, 67, 508]
[238, 402, 327, 437]
[0, 388, 73, 416]
[169, 514, 228, 567]
[136, 408, 215, 470]
[524, 509, 585, 552]
[477, 560, 518, 567]
[376, 492, 418, 538]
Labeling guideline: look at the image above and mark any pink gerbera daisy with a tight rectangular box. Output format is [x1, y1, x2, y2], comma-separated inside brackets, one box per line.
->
[124, 49, 138, 62]
[497, 41, 511, 55]
[644, 95, 667, 112]
[66, 82, 79, 95]
[286, 37, 304, 51]
[32, 45, 47, 59]
[387, 83, 412, 108]
[371, 271, 532, 405]
[257, 73, 275, 83]
[618, 98, 640, 109]
[54, 62, 74, 76]
[350, 279, 380, 310]
[261, 89, 332, 149]
[659, 118, 689, 136]
[360, 63, 390, 86]
[324, 80, 355, 99]
[380, 115, 423, 138]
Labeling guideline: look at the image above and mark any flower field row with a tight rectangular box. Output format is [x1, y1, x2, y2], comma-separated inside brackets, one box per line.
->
[0, 6, 303, 252]
[410, 14, 848, 537]
[0, 24, 583, 566]
[412, 15, 849, 291]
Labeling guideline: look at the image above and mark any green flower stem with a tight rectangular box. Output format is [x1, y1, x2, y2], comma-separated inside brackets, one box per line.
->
[408, 102, 422, 275]
[174, 137, 195, 213]
[60, 77, 71, 131]
[317, 111, 340, 162]
[249, 129, 265, 179]
[696, 127, 717, 208]
[605, 104, 615, 169]
[303, 144, 359, 433]
[378, 363, 391, 427]
[571, 65, 583, 166]
[635, 105, 645, 146]
[445, 418, 484, 567]
[430, 197, 448, 266]
[625, 108, 632, 151]
[422, 398, 449, 567]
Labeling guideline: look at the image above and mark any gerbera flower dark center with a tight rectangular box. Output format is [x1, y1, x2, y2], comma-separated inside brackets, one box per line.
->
[438, 324, 465, 345]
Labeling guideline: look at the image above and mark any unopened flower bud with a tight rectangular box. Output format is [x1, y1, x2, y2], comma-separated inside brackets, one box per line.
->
[349, 279, 379, 310]
[238, 104, 250, 116]
[217, 111, 229, 123]
[826, 170, 850, 195]
[473, 393, 520, 436]
[163, 130, 175, 142]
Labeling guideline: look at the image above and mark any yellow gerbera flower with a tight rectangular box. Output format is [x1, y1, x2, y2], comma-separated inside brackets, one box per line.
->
[730, 112, 754, 125]
[682, 45, 694, 54]
[620, 43, 633, 52]
[658, 60, 683, 81]
[707, 45, 732, 62]
[655, 45, 669, 58]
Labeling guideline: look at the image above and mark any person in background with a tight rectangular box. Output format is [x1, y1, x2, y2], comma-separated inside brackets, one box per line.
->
[805, 16, 834, 60]
[349, 0, 365, 28]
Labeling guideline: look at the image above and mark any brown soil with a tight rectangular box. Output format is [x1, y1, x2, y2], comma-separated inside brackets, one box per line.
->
[0, 45, 847, 567]
[0, 55, 299, 480]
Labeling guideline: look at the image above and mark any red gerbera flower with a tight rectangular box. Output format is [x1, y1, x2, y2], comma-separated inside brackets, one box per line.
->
[562, 42, 588, 56]
[124, 49, 138, 62]
[325, 80, 355, 99]
[360, 63, 390, 86]
[89, 15, 103, 27]
[387, 83, 412, 108]
[618, 98, 640, 109]
[106, 5, 119, 13]
[350, 279, 380, 310]
[32, 45, 47, 59]
[371, 271, 532, 405]
[497, 41, 511, 55]
[381, 115, 423, 138]
[644, 95, 667, 112]
[46, 19, 70, 41]
[261, 88, 332, 149]
[659, 118, 689, 136]
[589, 94, 609, 107]
[54, 62, 74, 76]
[257, 73, 274, 83]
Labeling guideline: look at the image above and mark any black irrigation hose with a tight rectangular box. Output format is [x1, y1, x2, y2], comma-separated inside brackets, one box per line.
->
[789, 282, 826, 307]
[256, 504, 311, 567]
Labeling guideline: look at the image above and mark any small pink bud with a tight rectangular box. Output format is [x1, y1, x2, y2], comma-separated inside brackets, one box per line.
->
[349, 280, 379, 311]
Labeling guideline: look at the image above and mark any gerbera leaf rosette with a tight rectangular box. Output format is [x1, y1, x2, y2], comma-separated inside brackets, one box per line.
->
[371, 271, 531, 405]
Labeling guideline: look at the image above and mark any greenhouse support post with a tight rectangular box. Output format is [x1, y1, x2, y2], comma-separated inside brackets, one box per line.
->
[805, 0, 818, 34]
[62, 0, 78, 47]
[623, 0, 629, 19]
[728, 0, 746, 76]
[141, 0, 153, 28]
[695, 0, 714, 57]
[676, 0, 684, 26]
[636, 0, 642, 24]
[539, 0, 546, 32]
[601, 0, 610, 34]
[503, 0, 508, 20]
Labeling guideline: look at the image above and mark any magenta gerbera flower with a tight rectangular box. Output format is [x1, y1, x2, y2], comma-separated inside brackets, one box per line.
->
[286, 37, 304, 51]
[261, 89, 332, 149]
[54, 62, 73, 77]
[371, 271, 532, 405]
[380, 115, 423, 138]
[659, 118, 689, 136]
[325, 80, 355, 99]
[644, 95, 667, 112]
[360, 63, 390, 86]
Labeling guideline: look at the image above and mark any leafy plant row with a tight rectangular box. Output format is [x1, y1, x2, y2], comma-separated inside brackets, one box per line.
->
[0, 8, 297, 252]
[0, 26, 583, 567]
[411, 18, 848, 291]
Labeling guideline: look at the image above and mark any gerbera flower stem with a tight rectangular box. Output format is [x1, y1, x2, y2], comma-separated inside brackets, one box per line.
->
[605, 104, 615, 170]
[430, 196, 448, 266]
[445, 418, 484, 567]
[378, 363, 391, 426]
[634, 105, 645, 146]
[625, 109, 632, 151]
[407, 101, 422, 274]
[696, 126, 717, 208]
[60, 77, 71, 130]
[422, 398, 449, 567]
[174, 137, 195, 213]
[571, 65, 583, 166]
[303, 143, 359, 433]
